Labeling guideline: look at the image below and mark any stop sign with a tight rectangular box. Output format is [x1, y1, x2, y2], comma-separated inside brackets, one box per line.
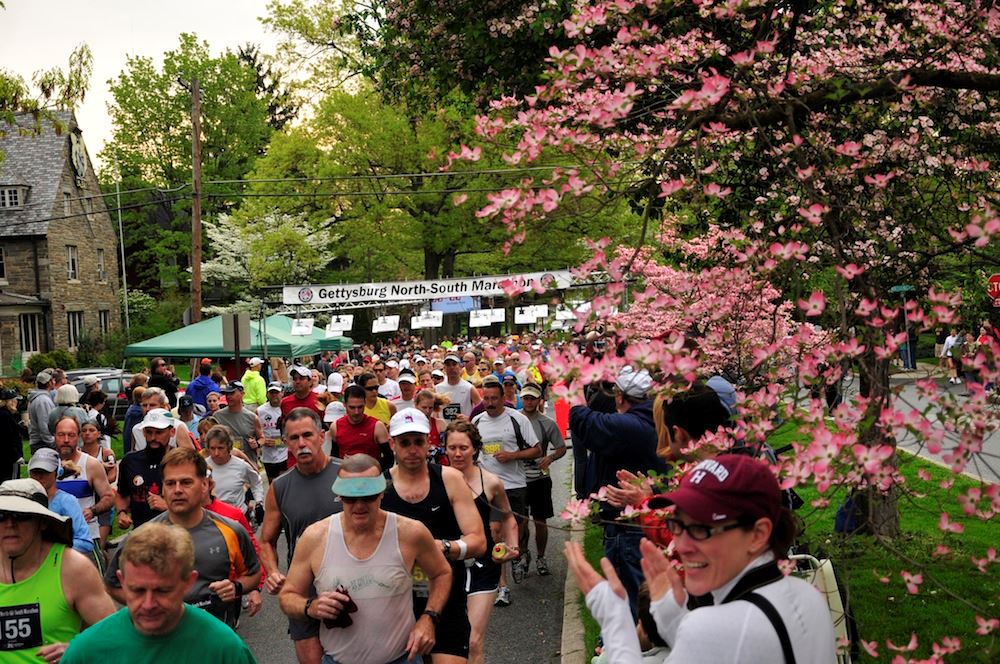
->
[990, 274, 1000, 306]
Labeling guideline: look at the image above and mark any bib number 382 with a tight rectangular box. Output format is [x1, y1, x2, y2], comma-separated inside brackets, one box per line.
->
[0, 603, 42, 651]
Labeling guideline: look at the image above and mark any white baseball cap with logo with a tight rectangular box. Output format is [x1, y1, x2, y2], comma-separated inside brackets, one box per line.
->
[389, 408, 431, 437]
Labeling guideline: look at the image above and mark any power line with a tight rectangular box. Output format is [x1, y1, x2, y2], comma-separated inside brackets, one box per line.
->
[204, 164, 582, 185]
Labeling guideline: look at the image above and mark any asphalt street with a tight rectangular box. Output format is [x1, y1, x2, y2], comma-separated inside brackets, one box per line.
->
[885, 365, 999, 484]
[240, 456, 573, 663]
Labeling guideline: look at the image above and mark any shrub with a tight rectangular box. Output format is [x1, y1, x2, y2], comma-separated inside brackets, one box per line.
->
[26, 353, 54, 375]
[47, 349, 76, 370]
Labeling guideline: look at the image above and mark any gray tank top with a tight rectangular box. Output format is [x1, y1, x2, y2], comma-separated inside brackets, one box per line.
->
[272, 459, 343, 564]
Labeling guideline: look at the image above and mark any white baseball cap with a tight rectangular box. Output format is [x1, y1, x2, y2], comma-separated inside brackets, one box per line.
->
[389, 407, 431, 436]
[327, 373, 345, 392]
[141, 409, 175, 430]
[248, 357, 264, 366]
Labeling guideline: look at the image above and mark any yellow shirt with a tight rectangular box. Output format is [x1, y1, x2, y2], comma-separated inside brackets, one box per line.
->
[365, 398, 392, 426]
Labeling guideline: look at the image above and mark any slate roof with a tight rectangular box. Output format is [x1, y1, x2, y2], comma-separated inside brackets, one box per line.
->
[0, 110, 76, 238]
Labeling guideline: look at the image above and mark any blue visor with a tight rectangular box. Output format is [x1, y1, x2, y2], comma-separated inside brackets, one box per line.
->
[332, 475, 387, 498]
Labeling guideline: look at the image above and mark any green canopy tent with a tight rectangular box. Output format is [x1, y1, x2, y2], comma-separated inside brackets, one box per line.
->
[124, 315, 353, 358]
[263, 315, 353, 354]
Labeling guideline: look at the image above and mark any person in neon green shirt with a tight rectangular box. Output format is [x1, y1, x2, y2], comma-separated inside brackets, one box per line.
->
[62, 522, 256, 663]
[0, 478, 115, 662]
[241, 357, 268, 410]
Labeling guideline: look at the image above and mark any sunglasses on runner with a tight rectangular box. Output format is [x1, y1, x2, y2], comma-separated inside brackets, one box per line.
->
[663, 517, 751, 541]
[341, 495, 380, 503]
[0, 512, 36, 524]
[364, 385, 379, 391]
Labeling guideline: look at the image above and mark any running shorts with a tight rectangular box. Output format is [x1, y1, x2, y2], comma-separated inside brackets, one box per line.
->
[525, 476, 554, 520]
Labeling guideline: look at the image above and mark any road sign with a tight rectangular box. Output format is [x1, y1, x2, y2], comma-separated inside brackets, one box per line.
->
[988, 274, 1000, 299]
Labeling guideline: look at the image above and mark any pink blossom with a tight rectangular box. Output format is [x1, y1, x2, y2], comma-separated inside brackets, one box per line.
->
[886, 632, 918, 652]
[901, 570, 923, 594]
[975, 616, 998, 635]
[798, 291, 826, 317]
[938, 512, 964, 534]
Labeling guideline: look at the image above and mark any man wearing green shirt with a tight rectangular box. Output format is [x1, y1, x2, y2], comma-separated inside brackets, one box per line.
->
[241, 357, 268, 411]
[62, 522, 256, 663]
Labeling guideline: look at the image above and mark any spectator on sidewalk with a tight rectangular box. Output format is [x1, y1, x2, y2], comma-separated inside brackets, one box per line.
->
[568, 366, 667, 619]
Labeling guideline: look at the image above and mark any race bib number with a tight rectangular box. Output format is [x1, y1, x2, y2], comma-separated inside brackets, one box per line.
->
[442, 404, 461, 420]
[482, 442, 502, 456]
[412, 564, 429, 598]
[0, 603, 42, 651]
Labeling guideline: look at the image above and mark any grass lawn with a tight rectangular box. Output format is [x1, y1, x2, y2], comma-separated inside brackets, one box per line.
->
[580, 426, 999, 661]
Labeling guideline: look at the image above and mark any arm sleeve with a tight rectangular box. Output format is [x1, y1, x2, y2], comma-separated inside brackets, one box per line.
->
[247, 464, 265, 503]
[650, 591, 690, 648]
[237, 525, 261, 577]
[568, 406, 632, 455]
[584, 582, 643, 664]
[545, 419, 566, 449]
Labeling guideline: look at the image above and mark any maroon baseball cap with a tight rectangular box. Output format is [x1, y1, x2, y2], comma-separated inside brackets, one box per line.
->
[648, 454, 781, 524]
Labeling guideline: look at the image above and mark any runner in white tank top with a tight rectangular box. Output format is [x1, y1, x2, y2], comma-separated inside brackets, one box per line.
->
[316, 512, 415, 664]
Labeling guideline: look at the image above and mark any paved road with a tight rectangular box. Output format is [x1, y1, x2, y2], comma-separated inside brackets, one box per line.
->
[885, 365, 999, 484]
[241, 457, 573, 663]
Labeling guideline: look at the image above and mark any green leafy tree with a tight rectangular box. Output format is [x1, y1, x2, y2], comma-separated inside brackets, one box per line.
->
[99, 34, 280, 292]
[0, 42, 92, 132]
[239, 88, 626, 285]
[263, 0, 575, 110]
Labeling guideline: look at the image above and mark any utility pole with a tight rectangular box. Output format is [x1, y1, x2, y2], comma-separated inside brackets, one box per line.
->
[190, 76, 203, 323]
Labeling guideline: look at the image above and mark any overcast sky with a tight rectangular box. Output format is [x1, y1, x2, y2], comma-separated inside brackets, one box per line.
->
[0, 0, 280, 172]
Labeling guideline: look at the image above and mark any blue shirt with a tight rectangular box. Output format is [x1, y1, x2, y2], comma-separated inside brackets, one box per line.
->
[49, 489, 94, 553]
[186, 375, 221, 409]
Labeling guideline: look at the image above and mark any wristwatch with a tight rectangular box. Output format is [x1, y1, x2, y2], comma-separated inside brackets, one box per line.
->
[422, 609, 441, 626]
[441, 539, 452, 558]
[304, 596, 315, 619]
[233, 580, 245, 598]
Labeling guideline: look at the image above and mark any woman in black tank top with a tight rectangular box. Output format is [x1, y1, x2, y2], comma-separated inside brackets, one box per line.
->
[443, 422, 519, 664]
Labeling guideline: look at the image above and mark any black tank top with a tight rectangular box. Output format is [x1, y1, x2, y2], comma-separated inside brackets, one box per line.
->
[382, 463, 462, 541]
[471, 468, 496, 560]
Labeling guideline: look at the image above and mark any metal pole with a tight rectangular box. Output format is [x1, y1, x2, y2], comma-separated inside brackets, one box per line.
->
[116, 180, 130, 339]
[191, 76, 203, 323]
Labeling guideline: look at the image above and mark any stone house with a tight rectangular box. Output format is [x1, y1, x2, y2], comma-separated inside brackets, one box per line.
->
[0, 111, 120, 370]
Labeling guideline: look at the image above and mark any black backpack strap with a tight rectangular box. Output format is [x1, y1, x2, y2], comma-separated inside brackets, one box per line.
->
[509, 414, 528, 451]
[742, 593, 796, 664]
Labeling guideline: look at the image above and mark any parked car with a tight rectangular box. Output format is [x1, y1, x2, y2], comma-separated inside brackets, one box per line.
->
[65, 367, 120, 381]
[71, 372, 133, 422]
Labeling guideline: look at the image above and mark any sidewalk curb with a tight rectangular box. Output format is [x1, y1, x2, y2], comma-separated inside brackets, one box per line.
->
[560, 525, 587, 664]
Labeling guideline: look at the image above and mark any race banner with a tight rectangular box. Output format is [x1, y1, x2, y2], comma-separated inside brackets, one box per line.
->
[283, 271, 573, 305]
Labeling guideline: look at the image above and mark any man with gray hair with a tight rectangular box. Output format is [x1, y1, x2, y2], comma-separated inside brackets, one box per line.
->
[27, 370, 56, 453]
[568, 365, 668, 619]
[260, 408, 342, 663]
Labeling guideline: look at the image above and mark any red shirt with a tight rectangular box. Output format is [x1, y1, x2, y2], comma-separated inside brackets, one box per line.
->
[280, 392, 323, 417]
[334, 415, 380, 459]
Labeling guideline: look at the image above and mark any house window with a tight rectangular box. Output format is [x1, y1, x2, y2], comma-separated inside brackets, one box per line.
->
[66, 245, 78, 280]
[63, 192, 71, 216]
[19, 314, 40, 353]
[0, 246, 6, 281]
[97, 248, 107, 282]
[99, 310, 110, 335]
[67, 311, 83, 350]
[0, 188, 22, 209]
[84, 196, 95, 220]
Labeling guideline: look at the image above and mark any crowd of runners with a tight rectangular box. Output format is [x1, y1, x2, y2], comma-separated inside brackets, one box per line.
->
[0, 334, 572, 663]
[2, 324, 858, 663]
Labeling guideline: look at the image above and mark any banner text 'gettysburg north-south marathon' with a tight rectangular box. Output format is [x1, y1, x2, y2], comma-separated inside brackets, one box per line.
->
[283, 271, 575, 306]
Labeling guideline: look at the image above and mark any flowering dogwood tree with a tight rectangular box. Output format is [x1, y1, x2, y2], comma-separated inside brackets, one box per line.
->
[463, 0, 1000, 657]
